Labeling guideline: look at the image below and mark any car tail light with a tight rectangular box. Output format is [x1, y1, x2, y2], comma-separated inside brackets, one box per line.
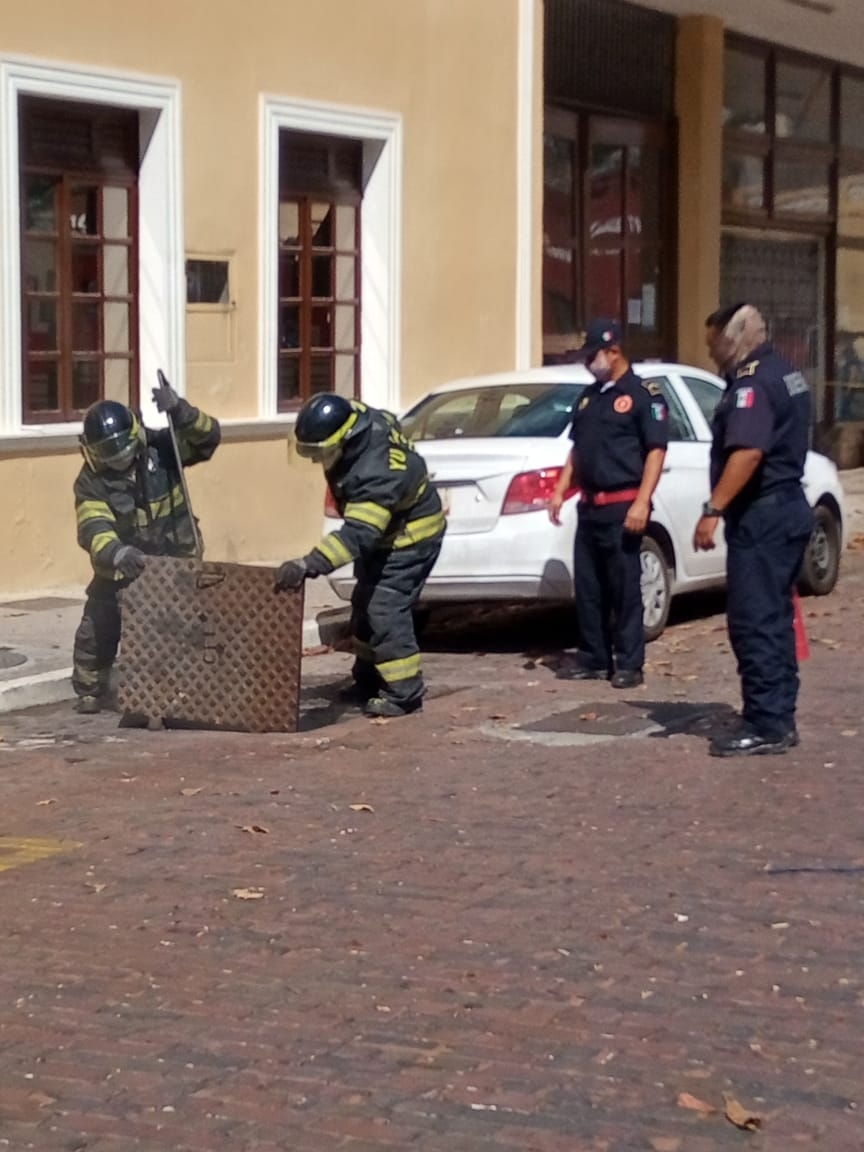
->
[324, 486, 340, 518]
[501, 468, 578, 516]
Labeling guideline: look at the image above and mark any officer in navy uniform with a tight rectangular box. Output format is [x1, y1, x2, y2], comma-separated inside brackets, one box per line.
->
[695, 303, 813, 756]
[549, 319, 669, 688]
[274, 393, 446, 718]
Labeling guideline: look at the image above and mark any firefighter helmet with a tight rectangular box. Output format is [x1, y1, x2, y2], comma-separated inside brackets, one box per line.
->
[79, 401, 145, 473]
[294, 393, 360, 467]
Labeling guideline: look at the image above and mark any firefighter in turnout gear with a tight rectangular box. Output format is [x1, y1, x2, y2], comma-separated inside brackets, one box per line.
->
[72, 379, 221, 713]
[276, 394, 446, 718]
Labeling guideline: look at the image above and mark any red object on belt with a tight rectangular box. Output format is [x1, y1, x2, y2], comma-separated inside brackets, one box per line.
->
[580, 487, 642, 507]
[793, 591, 810, 662]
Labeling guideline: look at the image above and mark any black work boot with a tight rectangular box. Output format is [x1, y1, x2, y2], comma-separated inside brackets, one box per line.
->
[709, 725, 799, 758]
[364, 694, 423, 718]
[74, 694, 102, 715]
[337, 680, 379, 705]
[610, 669, 644, 689]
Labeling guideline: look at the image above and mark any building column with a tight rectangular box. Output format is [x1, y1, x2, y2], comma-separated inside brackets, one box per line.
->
[675, 14, 724, 369]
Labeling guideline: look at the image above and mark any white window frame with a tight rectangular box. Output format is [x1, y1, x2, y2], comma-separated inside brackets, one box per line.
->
[0, 56, 184, 440]
[259, 95, 402, 418]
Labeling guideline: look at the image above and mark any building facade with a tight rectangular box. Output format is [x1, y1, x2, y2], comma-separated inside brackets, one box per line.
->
[1, 0, 863, 596]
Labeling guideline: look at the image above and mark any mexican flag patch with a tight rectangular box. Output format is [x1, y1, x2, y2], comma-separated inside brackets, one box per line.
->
[735, 387, 755, 409]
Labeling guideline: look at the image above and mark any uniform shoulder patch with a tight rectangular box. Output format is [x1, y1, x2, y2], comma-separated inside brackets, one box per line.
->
[735, 386, 756, 409]
[784, 371, 809, 396]
[641, 379, 663, 397]
[737, 360, 759, 378]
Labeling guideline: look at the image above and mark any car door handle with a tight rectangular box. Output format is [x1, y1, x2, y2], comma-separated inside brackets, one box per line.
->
[662, 465, 672, 473]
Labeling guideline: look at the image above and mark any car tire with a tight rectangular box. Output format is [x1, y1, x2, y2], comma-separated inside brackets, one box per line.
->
[641, 536, 672, 642]
[798, 504, 841, 596]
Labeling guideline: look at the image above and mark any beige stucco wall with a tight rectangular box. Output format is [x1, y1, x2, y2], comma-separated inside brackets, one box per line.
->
[0, 0, 535, 595]
[675, 13, 724, 370]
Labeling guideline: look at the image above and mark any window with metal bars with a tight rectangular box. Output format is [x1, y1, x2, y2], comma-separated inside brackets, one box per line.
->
[18, 97, 139, 424]
[278, 132, 362, 409]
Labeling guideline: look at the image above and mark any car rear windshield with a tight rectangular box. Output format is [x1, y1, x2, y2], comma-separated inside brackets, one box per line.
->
[401, 383, 586, 440]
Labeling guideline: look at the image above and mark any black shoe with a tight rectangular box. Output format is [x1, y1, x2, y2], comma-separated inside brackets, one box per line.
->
[611, 669, 644, 690]
[709, 726, 798, 758]
[364, 695, 423, 718]
[555, 664, 609, 682]
[74, 695, 102, 715]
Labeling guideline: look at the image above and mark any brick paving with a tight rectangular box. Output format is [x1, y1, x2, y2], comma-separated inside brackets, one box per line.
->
[1, 554, 864, 1151]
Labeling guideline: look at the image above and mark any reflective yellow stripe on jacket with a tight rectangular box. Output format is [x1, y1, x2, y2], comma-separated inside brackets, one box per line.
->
[315, 532, 353, 568]
[343, 501, 391, 531]
[391, 510, 446, 549]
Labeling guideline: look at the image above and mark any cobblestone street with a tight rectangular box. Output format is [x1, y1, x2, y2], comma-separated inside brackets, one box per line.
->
[1, 555, 863, 1151]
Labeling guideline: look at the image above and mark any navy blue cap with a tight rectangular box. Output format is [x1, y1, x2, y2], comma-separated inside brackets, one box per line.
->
[579, 318, 622, 362]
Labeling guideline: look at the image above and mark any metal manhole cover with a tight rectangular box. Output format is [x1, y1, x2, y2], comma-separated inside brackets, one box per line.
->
[519, 701, 651, 737]
[0, 597, 81, 612]
[116, 557, 304, 733]
[0, 648, 28, 670]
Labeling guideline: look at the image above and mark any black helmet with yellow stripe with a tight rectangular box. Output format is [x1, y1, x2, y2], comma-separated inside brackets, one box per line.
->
[80, 400, 145, 473]
[294, 393, 363, 468]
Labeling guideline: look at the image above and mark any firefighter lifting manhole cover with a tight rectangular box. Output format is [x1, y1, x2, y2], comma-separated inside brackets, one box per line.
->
[0, 647, 28, 671]
[519, 702, 652, 738]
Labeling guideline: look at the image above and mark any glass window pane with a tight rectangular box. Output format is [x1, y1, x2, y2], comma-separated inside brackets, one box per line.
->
[103, 187, 128, 239]
[70, 187, 99, 236]
[835, 247, 864, 420]
[27, 299, 57, 351]
[776, 61, 831, 143]
[72, 359, 101, 411]
[311, 305, 332, 348]
[334, 353, 356, 398]
[23, 240, 57, 293]
[724, 47, 766, 133]
[544, 134, 576, 250]
[73, 302, 101, 351]
[71, 243, 99, 294]
[24, 175, 59, 233]
[838, 160, 864, 239]
[841, 75, 864, 150]
[279, 201, 300, 246]
[26, 360, 58, 412]
[104, 302, 129, 355]
[279, 253, 300, 298]
[104, 357, 130, 405]
[277, 356, 300, 407]
[310, 203, 332, 248]
[104, 244, 129, 296]
[681, 375, 723, 424]
[334, 304, 355, 349]
[311, 254, 332, 297]
[774, 156, 830, 215]
[334, 254, 355, 300]
[334, 205, 356, 250]
[587, 248, 622, 321]
[310, 355, 333, 394]
[280, 305, 300, 349]
[722, 151, 765, 212]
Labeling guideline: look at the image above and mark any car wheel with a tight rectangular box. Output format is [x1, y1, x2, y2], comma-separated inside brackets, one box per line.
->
[799, 504, 841, 596]
[641, 536, 672, 642]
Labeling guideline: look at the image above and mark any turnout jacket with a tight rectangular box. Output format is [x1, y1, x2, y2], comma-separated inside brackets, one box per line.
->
[306, 402, 446, 576]
[74, 401, 220, 579]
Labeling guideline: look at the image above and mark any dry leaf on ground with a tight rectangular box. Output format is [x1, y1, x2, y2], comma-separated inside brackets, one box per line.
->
[238, 824, 269, 835]
[180, 787, 203, 797]
[232, 887, 265, 900]
[369, 717, 390, 726]
[36, 798, 57, 806]
[349, 803, 374, 813]
[723, 1094, 762, 1130]
[677, 1092, 717, 1116]
[580, 712, 599, 722]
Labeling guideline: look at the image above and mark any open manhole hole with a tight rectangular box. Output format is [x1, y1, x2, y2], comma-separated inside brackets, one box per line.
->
[519, 700, 654, 738]
[0, 647, 28, 671]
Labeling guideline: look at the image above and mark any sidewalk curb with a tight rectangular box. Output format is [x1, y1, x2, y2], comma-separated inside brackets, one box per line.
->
[0, 611, 353, 715]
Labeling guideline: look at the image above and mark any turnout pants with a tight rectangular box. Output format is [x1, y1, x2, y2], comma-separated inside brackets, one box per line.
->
[72, 576, 122, 698]
[725, 490, 813, 738]
[573, 506, 644, 674]
[350, 540, 442, 705]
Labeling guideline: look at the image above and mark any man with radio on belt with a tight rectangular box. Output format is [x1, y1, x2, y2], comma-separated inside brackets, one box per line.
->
[695, 302, 813, 756]
[549, 319, 669, 688]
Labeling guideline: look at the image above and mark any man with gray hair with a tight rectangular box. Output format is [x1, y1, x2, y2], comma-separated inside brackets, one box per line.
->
[694, 303, 813, 756]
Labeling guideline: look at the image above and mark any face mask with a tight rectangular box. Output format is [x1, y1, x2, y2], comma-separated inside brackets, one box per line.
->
[589, 352, 613, 384]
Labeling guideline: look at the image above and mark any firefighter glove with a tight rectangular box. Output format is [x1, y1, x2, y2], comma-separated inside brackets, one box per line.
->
[274, 557, 308, 591]
[152, 379, 181, 414]
[114, 545, 147, 580]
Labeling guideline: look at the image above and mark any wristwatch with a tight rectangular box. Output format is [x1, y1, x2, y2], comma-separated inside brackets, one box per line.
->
[702, 501, 724, 517]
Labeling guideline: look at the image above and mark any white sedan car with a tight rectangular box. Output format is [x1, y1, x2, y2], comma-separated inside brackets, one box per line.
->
[325, 364, 845, 639]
